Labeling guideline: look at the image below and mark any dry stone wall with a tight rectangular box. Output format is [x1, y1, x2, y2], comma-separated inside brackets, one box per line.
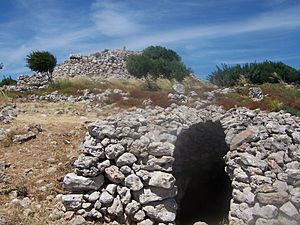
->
[61, 103, 300, 225]
[53, 48, 138, 80]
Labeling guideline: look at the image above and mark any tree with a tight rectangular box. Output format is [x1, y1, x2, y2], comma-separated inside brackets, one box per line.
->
[26, 51, 57, 82]
[126, 46, 191, 83]
[208, 61, 300, 87]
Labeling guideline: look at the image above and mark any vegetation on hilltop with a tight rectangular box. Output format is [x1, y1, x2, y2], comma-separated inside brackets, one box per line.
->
[26, 51, 57, 83]
[0, 76, 17, 87]
[208, 61, 300, 87]
[126, 46, 191, 87]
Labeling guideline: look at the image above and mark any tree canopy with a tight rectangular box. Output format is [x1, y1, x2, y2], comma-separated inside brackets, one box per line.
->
[126, 46, 191, 82]
[208, 61, 300, 87]
[26, 51, 57, 82]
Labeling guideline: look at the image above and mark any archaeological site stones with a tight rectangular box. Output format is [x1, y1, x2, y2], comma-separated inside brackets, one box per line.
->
[62, 103, 300, 225]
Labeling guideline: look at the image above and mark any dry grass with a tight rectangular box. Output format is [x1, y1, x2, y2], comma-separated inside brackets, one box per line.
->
[214, 83, 300, 115]
[0, 102, 116, 225]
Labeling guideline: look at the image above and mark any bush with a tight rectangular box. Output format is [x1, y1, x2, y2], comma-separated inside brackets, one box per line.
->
[0, 76, 17, 87]
[208, 61, 300, 87]
[126, 46, 191, 83]
[26, 51, 57, 83]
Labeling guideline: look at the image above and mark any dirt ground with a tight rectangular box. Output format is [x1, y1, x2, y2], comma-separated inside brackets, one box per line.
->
[0, 102, 120, 225]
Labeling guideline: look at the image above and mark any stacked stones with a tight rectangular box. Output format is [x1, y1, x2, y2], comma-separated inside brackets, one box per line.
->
[62, 103, 300, 225]
[53, 49, 138, 79]
[17, 73, 49, 88]
[0, 104, 18, 124]
[30, 88, 128, 103]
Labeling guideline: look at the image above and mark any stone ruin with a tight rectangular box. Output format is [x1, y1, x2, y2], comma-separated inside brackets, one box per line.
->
[61, 104, 300, 225]
[53, 48, 138, 80]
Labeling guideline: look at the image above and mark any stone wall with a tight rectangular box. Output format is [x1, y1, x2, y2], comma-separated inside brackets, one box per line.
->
[61, 104, 300, 225]
[53, 48, 138, 80]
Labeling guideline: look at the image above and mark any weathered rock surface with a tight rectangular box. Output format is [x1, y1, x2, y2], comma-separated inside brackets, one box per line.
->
[61, 104, 300, 224]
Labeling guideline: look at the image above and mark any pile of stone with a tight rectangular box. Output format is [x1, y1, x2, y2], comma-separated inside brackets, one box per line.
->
[17, 73, 49, 88]
[59, 101, 300, 224]
[53, 48, 138, 80]
[0, 104, 18, 124]
[30, 88, 128, 103]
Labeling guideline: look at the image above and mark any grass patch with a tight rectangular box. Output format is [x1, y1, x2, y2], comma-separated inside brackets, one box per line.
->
[215, 83, 300, 115]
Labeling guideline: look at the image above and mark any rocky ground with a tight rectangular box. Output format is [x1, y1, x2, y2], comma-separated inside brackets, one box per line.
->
[0, 100, 127, 225]
[0, 77, 299, 225]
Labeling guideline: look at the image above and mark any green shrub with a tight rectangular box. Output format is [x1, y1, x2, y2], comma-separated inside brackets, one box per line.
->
[208, 61, 300, 87]
[26, 51, 57, 83]
[126, 46, 191, 82]
[0, 76, 17, 87]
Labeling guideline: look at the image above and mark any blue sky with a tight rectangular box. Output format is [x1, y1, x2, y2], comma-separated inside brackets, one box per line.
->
[1, 0, 300, 79]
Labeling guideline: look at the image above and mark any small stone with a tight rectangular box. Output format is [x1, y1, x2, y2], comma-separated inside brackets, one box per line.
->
[279, 201, 298, 218]
[125, 200, 141, 215]
[87, 191, 100, 202]
[99, 191, 114, 205]
[70, 215, 86, 225]
[62, 194, 83, 210]
[105, 165, 125, 183]
[64, 211, 74, 220]
[106, 184, 117, 195]
[148, 171, 175, 189]
[116, 152, 137, 166]
[117, 186, 131, 204]
[143, 199, 177, 222]
[133, 210, 146, 222]
[125, 174, 144, 191]
[49, 208, 64, 221]
[105, 144, 125, 159]
[63, 173, 104, 191]
[253, 203, 278, 219]
[256, 191, 289, 205]
[137, 219, 154, 225]
[230, 127, 259, 150]
[107, 196, 123, 216]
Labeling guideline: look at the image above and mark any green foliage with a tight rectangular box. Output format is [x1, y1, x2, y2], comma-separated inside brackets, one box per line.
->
[126, 46, 191, 82]
[26, 51, 57, 82]
[0, 76, 17, 87]
[208, 61, 300, 87]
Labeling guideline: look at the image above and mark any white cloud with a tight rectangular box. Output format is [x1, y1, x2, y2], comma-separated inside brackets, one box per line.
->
[91, 0, 141, 36]
[124, 5, 300, 49]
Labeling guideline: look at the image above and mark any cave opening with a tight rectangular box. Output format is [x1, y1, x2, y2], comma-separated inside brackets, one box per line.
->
[173, 121, 232, 225]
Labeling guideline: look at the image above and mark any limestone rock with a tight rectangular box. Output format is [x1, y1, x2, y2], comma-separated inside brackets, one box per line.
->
[230, 127, 259, 150]
[125, 200, 141, 215]
[148, 142, 175, 156]
[133, 187, 177, 204]
[107, 196, 123, 216]
[70, 215, 87, 225]
[125, 174, 143, 191]
[99, 191, 114, 205]
[143, 199, 177, 222]
[172, 83, 185, 94]
[105, 165, 125, 183]
[279, 201, 298, 218]
[256, 191, 289, 205]
[253, 203, 278, 219]
[62, 194, 83, 210]
[116, 152, 137, 166]
[63, 173, 104, 191]
[148, 171, 175, 189]
[13, 131, 36, 143]
[105, 144, 125, 159]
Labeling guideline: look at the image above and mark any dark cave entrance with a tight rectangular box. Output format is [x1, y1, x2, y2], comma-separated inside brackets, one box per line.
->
[173, 121, 232, 225]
